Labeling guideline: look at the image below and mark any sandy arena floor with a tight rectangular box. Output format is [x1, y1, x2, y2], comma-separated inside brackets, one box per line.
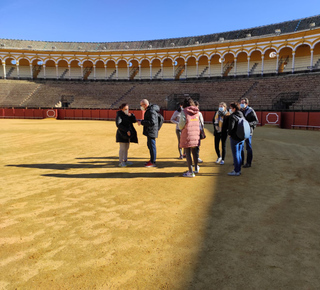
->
[1, 119, 320, 289]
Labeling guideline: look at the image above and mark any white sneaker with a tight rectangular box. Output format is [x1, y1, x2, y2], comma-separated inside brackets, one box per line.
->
[227, 170, 241, 176]
[198, 158, 203, 163]
[183, 171, 195, 178]
[220, 160, 225, 165]
[119, 162, 127, 167]
[194, 165, 200, 174]
[216, 157, 222, 164]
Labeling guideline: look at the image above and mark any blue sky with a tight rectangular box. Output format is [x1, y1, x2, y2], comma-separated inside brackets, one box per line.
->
[1, 0, 319, 42]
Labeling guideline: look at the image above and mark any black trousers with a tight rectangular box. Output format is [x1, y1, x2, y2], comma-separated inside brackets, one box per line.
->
[214, 132, 228, 160]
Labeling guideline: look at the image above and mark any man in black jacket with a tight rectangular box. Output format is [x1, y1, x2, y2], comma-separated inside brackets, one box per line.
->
[138, 99, 160, 167]
[240, 98, 259, 168]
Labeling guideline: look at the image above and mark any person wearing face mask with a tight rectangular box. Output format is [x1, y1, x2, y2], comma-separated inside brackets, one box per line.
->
[137, 99, 160, 167]
[213, 102, 230, 165]
[240, 97, 259, 168]
[227, 102, 245, 176]
[170, 102, 185, 159]
[116, 103, 138, 167]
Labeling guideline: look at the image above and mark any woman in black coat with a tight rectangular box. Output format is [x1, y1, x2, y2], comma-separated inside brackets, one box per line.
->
[116, 103, 138, 167]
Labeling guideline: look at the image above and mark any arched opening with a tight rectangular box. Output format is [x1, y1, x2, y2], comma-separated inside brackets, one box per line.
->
[249, 50, 262, 75]
[95, 60, 105, 79]
[129, 59, 139, 80]
[151, 59, 161, 79]
[117, 60, 127, 79]
[313, 42, 320, 69]
[295, 44, 311, 71]
[18, 58, 31, 78]
[278, 47, 293, 73]
[140, 59, 150, 79]
[236, 52, 248, 76]
[70, 60, 81, 79]
[83, 60, 94, 80]
[223, 53, 234, 77]
[162, 58, 173, 79]
[198, 55, 209, 78]
[106, 60, 116, 80]
[263, 48, 277, 74]
[5, 57, 17, 78]
[174, 57, 185, 80]
[209, 54, 221, 77]
[56, 60, 68, 79]
[186, 57, 196, 78]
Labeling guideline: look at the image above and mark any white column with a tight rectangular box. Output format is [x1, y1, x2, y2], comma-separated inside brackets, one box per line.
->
[291, 52, 295, 73]
[220, 59, 224, 77]
[208, 60, 211, 77]
[139, 64, 141, 80]
[261, 55, 264, 75]
[43, 65, 46, 79]
[16, 62, 20, 79]
[127, 65, 130, 80]
[30, 64, 33, 79]
[234, 58, 237, 77]
[196, 61, 199, 78]
[105, 65, 107, 80]
[2, 61, 6, 79]
[56, 64, 59, 79]
[173, 62, 175, 79]
[93, 65, 96, 80]
[80, 65, 83, 80]
[247, 56, 250, 76]
[161, 63, 163, 79]
[276, 54, 279, 74]
[310, 49, 314, 70]
[185, 63, 188, 78]
[68, 64, 71, 80]
[150, 64, 152, 80]
[116, 65, 118, 80]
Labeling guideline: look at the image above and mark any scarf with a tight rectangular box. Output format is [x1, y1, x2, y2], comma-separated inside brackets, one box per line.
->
[214, 110, 229, 133]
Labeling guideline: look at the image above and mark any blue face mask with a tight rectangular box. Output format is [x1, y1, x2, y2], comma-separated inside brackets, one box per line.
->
[219, 107, 224, 112]
[240, 103, 245, 109]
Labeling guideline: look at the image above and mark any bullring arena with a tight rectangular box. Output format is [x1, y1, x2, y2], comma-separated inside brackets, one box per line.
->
[1, 15, 320, 289]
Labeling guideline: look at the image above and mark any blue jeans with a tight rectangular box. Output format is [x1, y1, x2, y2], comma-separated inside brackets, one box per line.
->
[147, 137, 156, 164]
[230, 137, 244, 173]
[241, 135, 253, 165]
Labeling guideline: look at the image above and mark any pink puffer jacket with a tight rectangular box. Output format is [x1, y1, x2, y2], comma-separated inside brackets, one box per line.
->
[180, 106, 200, 148]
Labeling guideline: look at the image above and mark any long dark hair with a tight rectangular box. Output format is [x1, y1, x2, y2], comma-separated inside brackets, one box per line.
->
[183, 97, 195, 108]
[119, 103, 128, 110]
[230, 102, 240, 111]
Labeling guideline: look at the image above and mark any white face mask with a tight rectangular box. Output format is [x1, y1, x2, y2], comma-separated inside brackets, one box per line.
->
[229, 109, 233, 114]
[124, 109, 129, 115]
[140, 106, 145, 111]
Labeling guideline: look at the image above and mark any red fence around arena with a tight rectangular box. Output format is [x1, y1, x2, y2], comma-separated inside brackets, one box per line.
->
[1, 108, 319, 130]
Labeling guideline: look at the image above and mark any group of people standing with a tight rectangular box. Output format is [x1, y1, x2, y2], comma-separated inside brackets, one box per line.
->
[115, 97, 258, 177]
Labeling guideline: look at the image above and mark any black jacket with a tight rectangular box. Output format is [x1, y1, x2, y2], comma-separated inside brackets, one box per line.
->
[228, 110, 244, 141]
[141, 104, 160, 138]
[213, 111, 230, 137]
[242, 106, 258, 135]
[116, 110, 138, 143]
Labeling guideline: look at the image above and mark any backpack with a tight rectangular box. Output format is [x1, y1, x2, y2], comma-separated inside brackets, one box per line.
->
[234, 115, 250, 140]
[157, 112, 164, 130]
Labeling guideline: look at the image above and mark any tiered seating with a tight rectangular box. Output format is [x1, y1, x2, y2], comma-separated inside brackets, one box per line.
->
[1, 72, 320, 110]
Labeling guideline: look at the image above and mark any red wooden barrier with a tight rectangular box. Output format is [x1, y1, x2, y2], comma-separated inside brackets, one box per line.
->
[91, 110, 100, 119]
[308, 112, 320, 127]
[14, 108, 25, 118]
[203, 111, 215, 123]
[255, 111, 262, 124]
[261, 112, 281, 126]
[281, 112, 294, 129]
[294, 112, 308, 126]
[82, 109, 91, 119]
[164, 110, 175, 122]
[65, 109, 75, 119]
[108, 110, 117, 119]
[99, 110, 109, 119]
[4, 108, 15, 118]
